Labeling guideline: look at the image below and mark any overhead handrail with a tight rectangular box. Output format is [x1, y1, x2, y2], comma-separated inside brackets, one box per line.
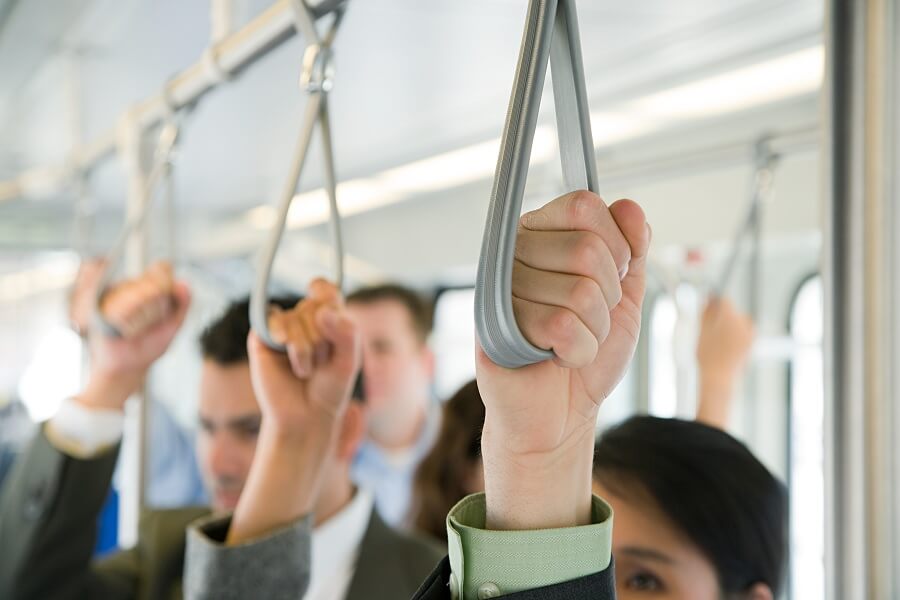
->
[475, 0, 598, 369]
[249, 0, 347, 352]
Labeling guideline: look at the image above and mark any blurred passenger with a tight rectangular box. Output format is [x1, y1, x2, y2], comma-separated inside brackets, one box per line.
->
[188, 280, 442, 599]
[346, 284, 441, 527]
[695, 297, 755, 429]
[69, 258, 206, 509]
[0, 267, 441, 599]
[593, 416, 786, 600]
[410, 379, 484, 543]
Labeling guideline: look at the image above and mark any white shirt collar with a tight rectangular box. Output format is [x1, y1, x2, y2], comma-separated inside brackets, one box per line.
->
[305, 488, 374, 600]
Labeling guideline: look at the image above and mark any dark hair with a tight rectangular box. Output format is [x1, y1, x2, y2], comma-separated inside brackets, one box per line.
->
[199, 295, 300, 365]
[410, 380, 484, 542]
[593, 416, 787, 595]
[346, 284, 433, 344]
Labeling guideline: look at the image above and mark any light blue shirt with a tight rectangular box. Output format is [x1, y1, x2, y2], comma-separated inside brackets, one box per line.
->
[351, 399, 441, 528]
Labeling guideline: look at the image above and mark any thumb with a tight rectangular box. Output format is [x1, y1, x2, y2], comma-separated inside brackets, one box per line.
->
[608, 200, 650, 311]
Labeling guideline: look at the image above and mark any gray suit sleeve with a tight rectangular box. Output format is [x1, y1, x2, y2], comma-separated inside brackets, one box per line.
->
[0, 427, 133, 600]
[183, 513, 313, 600]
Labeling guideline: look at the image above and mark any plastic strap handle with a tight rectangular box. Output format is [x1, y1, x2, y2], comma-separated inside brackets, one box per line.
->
[250, 0, 345, 352]
[475, 0, 598, 369]
[250, 92, 326, 352]
[93, 122, 180, 337]
[714, 141, 778, 296]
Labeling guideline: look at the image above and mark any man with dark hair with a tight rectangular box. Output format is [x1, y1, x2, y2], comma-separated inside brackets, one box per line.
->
[346, 284, 440, 527]
[0, 269, 441, 600]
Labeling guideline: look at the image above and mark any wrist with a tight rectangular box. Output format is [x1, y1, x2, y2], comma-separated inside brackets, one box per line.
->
[259, 412, 339, 449]
[700, 369, 737, 394]
[481, 421, 595, 531]
[77, 371, 143, 411]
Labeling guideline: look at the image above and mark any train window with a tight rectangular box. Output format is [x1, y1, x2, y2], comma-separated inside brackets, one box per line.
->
[648, 284, 703, 419]
[431, 288, 477, 401]
[788, 275, 825, 600]
[17, 326, 83, 422]
[648, 294, 678, 417]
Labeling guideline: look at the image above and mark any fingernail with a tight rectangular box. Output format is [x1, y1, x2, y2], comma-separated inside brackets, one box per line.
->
[619, 264, 629, 280]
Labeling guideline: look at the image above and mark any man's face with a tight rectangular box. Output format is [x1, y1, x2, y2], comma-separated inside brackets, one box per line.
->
[347, 299, 432, 414]
[196, 360, 260, 512]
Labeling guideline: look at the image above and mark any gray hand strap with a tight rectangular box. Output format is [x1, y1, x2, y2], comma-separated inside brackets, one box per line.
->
[93, 116, 181, 338]
[714, 139, 778, 296]
[475, 0, 598, 369]
[249, 0, 346, 352]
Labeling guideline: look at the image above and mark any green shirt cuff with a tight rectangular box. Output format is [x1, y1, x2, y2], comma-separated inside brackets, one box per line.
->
[445, 493, 612, 599]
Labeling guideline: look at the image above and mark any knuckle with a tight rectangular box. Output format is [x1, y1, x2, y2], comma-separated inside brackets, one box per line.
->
[549, 308, 578, 346]
[572, 233, 603, 274]
[571, 277, 603, 317]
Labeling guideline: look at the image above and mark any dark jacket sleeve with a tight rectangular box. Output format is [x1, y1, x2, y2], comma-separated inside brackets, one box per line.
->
[183, 513, 313, 600]
[411, 557, 616, 600]
[0, 427, 136, 600]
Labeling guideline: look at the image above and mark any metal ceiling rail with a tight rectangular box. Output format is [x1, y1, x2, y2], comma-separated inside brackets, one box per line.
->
[0, 0, 345, 205]
[593, 125, 818, 189]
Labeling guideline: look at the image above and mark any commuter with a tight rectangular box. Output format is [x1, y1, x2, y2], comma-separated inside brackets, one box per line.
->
[346, 284, 441, 527]
[69, 258, 206, 509]
[593, 416, 786, 600]
[0, 266, 442, 599]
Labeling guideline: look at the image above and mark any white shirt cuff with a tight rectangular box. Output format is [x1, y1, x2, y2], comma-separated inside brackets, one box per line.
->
[45, 397, 125, 458]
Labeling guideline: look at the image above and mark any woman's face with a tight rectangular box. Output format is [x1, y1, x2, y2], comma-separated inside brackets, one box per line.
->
[593, 480, 721, 600]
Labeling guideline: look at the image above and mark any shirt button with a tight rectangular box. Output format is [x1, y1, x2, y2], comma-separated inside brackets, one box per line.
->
[449, 573, 460, 600]
[477, 582, 502, 599]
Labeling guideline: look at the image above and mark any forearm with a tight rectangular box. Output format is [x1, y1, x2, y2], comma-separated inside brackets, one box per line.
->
[227, 424, 333, 544]
[696, 371, 737, 429]
[482, 420, 595, 531]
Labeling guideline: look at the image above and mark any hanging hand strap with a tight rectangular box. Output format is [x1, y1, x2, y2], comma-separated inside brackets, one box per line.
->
[93, 114, 181, 337]
[250, 0, 347, 352]
[475, 0, 598, 368]
[714, 138, 778, 296]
